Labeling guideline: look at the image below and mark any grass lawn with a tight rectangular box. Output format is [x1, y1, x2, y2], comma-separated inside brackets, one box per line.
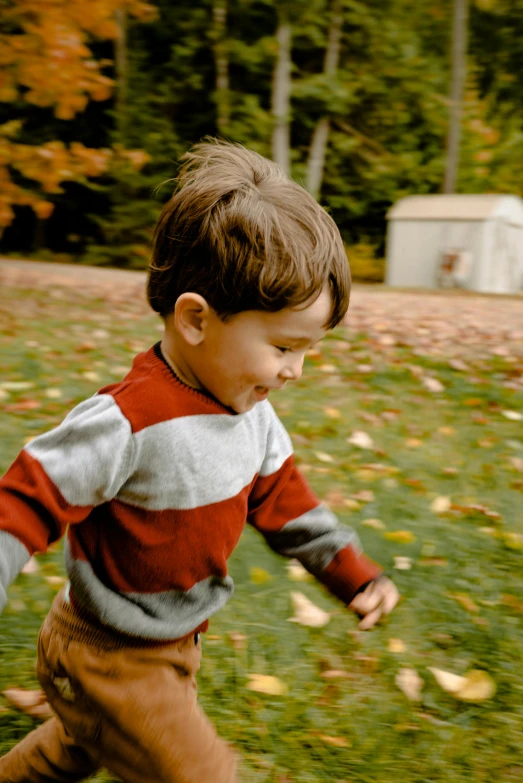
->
[0, 281, 522, 782]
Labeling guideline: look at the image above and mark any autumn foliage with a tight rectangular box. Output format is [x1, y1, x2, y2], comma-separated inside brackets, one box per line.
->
[0, 0, 155, 228]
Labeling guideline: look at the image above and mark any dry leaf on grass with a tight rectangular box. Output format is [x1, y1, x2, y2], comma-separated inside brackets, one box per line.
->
[3, 688, 54, 720]
[246, 674, 288, 696]
[502, 410, 522, 421]
[388, 638, 407, 653]
[431, 496, 452, 514]
[361, 518, 386, 530]
[393, 556, 412, 570]
[384, 530, 416, 543]
[250, 567, 272, 584]
[395, 668, 423, 702]
[422, 377, 444, 393]
[347, 430, 375, 450]
[317, 734, 350, 748]
[288, 592, 331, 627]
[428, 668, 496, 701]
[314, 451, 335, 464]
[286, 560, 311, 582]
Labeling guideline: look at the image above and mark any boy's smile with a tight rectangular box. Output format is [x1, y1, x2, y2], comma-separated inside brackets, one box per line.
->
[162, 288, 333, 414]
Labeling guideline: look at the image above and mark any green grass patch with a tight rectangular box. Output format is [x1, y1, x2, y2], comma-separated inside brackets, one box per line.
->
[1, 284, 522, 782]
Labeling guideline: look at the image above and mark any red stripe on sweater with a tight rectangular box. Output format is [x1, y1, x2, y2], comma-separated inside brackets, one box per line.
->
[248, 457, 319, 533]
[68, 484, 254, 593]
[322, 548, 382, 604]
[99, 347, 228, 434]
[0, 451, 92, 554]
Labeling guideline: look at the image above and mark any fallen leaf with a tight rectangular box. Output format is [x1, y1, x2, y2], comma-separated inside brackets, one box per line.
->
[286, 560, 311, 582]
[447, 592, 480, 613]
[250, 567, 272, 584]
[422, 377, 444, 393]
[361, 518, 386, 530]
[351, 490, 375, 503]
[419, 557, 448, 567]
[431, 496, 452, 514]
[288, 592, 331, 627]
[347, 430, 375, 450]
[45, 388, 62, 399]
[0, 381, 35, 391]
[388, 638, 407, 653]
[509, 457, 523, 473]
[2, 688, 54, 720]
[502, 532, 523, 550]
[82, 371, 100, 382]
[438, 426, 455, 436]
[247, 674, 288, 696]
[450, 503, 501, 521]
[393, 556, 412, 570]
[502, 410, 522, 421]
[314, 451, 335, 464]
[228, 632, 248, 650]
[384, 530, 416, 543]
[320, 669, 351, 679]
[317, 734, 350, 748]
[428, 668, 495, 702]
[21, 557, 40, 575]
[395, 668, 423, 701]
[324, 407, 342, 419]
[45, 576, 67, 587]
[405, 438, 423, 448]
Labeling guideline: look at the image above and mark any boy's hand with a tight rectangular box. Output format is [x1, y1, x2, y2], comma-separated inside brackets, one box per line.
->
[349, 576, 399, 630]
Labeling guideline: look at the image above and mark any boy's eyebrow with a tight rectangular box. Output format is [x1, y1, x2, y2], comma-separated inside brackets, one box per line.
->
[272, 334, 321, 346]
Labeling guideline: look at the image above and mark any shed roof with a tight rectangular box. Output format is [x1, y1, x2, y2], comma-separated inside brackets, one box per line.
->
[387, 194, 523, 223]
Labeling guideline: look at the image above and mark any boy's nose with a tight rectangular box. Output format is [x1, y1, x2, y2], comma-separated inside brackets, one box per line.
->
[280, 355, 304, 381]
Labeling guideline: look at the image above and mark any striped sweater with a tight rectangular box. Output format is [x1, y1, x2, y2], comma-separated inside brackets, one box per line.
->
[0, 343, 381, 640]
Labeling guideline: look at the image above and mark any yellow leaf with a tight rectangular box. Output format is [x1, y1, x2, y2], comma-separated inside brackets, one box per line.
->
[384, 530, 416, 543]
[388, 638, 406, 653]
[250, 567, 272, 585]
[317, 734, 350, 748]
[361, 518, 386, 530]
[428, 668, 495, 702]
[288, 592, 330, 628]
[502, 532, 523, 550]
[448, 592, 480, 613]
[247, 674, 288, 696]
[324, 407, 342, 419]
[45, 388, 62, 399]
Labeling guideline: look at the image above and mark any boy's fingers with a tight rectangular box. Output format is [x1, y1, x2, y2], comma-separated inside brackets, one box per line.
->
[358, 607, 382, 630]
[381, 583, 400, 615]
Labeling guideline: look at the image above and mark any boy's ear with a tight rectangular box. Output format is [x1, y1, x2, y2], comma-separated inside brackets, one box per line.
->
[174, 293, 210, 345]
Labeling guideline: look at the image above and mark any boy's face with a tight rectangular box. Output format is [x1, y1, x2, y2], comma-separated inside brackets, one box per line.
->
[195, 288, 332, 414]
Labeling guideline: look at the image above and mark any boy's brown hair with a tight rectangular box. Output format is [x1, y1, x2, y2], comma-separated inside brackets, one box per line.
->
[147, 139, 351, 329]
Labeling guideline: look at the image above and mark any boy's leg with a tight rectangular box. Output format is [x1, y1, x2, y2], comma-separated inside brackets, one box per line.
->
[0, 717, 98, 782]
[79, 633, 238, 783]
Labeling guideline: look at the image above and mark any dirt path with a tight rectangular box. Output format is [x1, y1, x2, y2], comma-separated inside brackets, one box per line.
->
[1, 258, 522, 358]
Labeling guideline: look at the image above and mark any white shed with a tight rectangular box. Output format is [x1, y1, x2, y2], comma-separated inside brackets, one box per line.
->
[386, 194, 523, 293]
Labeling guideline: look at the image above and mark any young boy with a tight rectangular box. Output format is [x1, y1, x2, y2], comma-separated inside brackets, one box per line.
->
[0, 139, 398, 782]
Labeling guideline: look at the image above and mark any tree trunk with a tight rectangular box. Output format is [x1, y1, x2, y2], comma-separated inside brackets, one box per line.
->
[114, 7, 128, 145]
[306, 0, 343, 200]
[213, 0, 230, 134]
[271, 19, 292, 174]
[443, 0, 468, 194]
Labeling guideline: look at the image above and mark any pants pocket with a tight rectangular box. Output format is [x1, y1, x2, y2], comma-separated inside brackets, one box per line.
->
[36, 626, 102, 743]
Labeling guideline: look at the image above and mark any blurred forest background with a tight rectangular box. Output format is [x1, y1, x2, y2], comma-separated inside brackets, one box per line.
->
[1, 0, 522, 276]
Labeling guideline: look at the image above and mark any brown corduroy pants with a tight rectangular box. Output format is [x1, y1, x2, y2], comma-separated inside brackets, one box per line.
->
[0, 590, 238, 783]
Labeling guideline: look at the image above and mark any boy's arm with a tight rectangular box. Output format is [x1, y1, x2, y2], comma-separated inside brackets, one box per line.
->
[248, 406, 386, 610]
[0, 394, 135, 610]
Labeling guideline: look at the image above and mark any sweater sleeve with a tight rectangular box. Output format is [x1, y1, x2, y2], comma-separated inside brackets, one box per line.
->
[247, 405, 381, 604]
[0, 393, 135, 611]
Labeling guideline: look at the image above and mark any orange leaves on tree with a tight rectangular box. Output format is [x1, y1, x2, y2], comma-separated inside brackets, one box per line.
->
[0, 0, 156, 227]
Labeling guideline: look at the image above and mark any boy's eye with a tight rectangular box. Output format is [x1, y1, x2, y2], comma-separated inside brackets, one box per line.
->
[275, 346, 291, 354]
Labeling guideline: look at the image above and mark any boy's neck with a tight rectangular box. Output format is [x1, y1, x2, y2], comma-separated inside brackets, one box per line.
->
[160, 332, 203, 392]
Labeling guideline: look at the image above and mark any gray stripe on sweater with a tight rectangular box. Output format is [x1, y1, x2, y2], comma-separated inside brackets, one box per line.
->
[0, 531, 31, 611]
[65, 542, 234, 640]
[263, 505, 362, 577]
[26, 394, 135, 507]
